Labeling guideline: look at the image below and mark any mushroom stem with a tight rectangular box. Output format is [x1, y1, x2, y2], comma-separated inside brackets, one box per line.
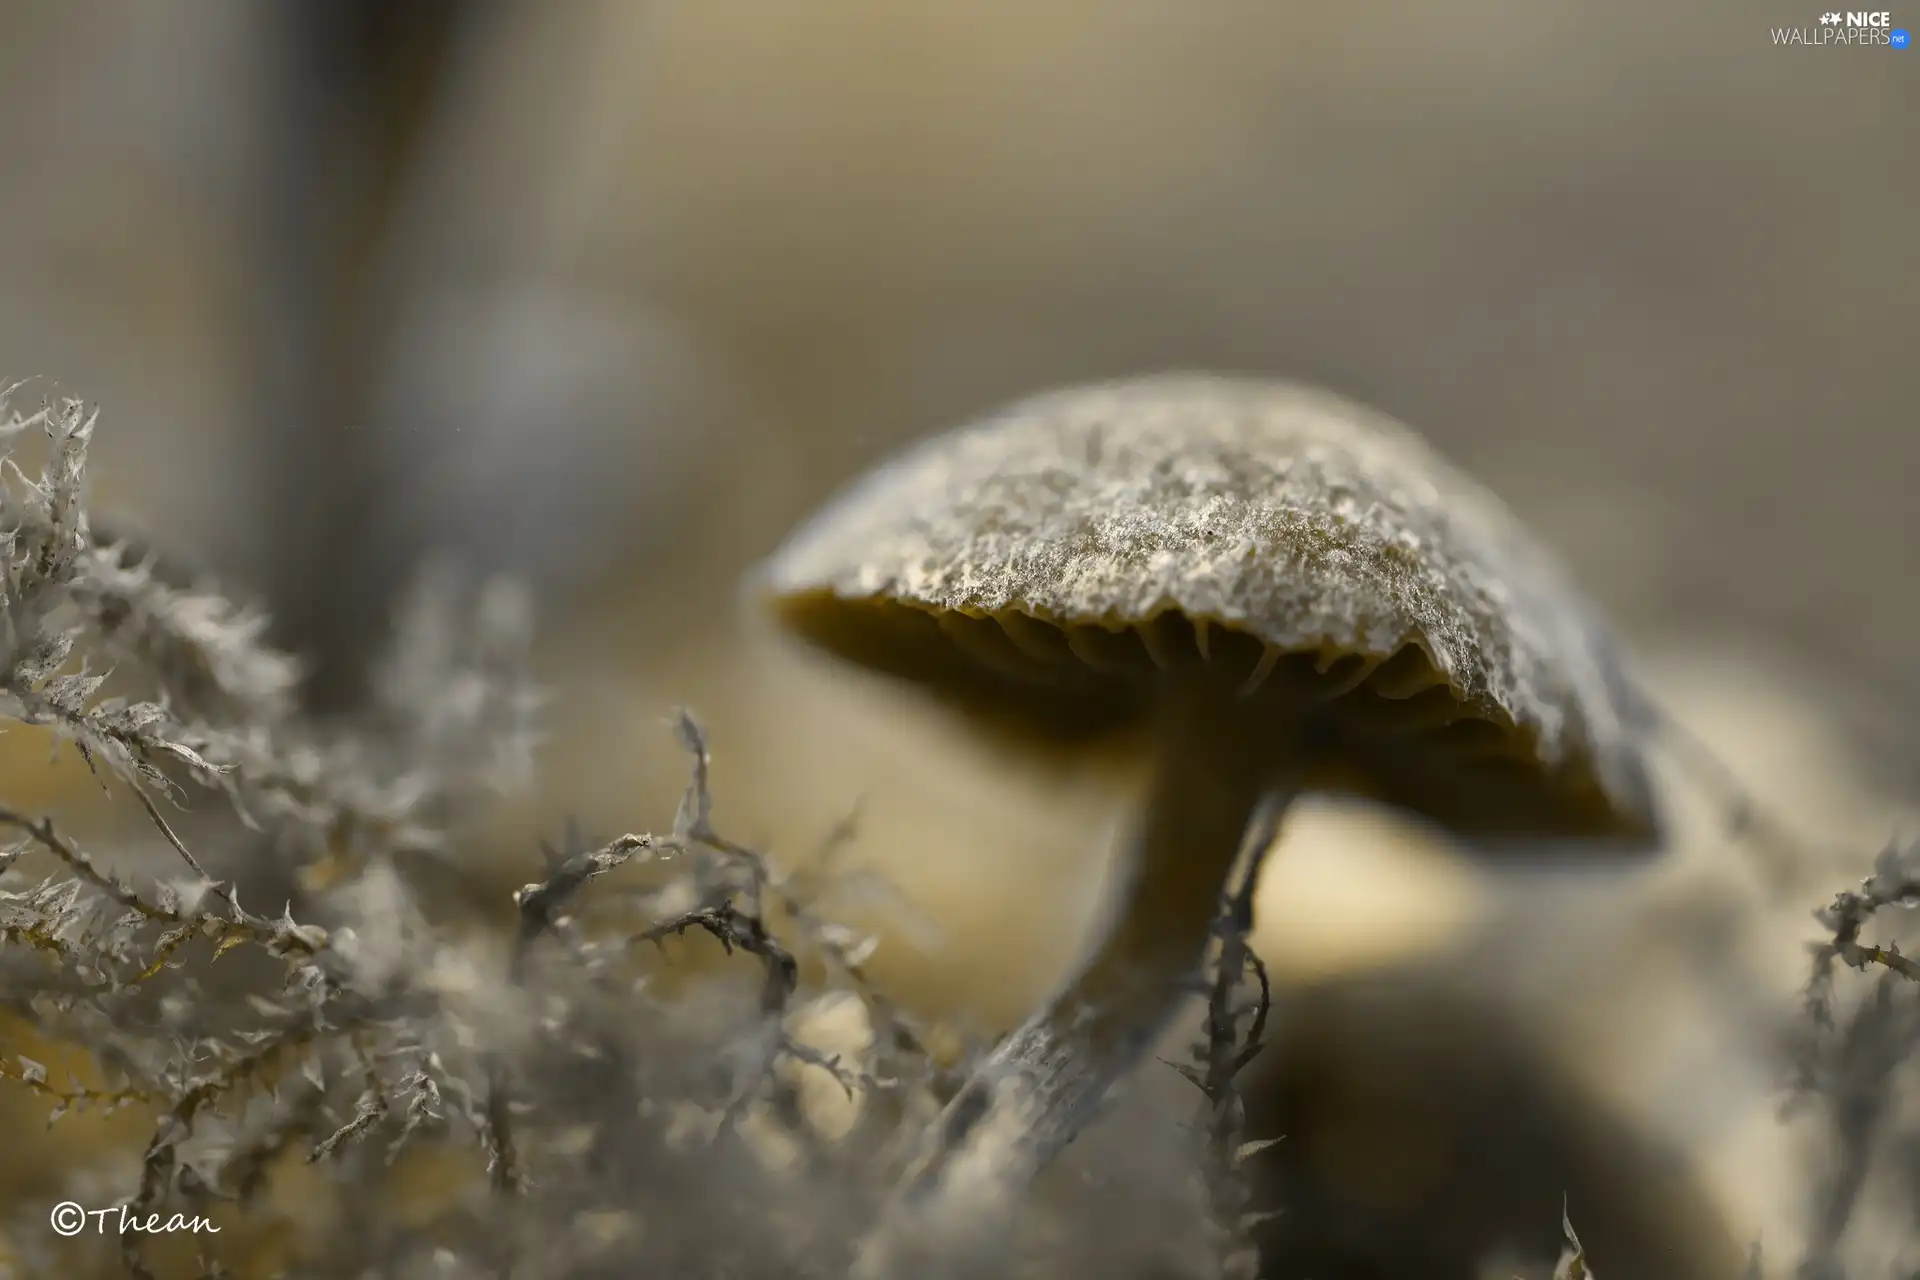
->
[854, 689, 1300, 1276]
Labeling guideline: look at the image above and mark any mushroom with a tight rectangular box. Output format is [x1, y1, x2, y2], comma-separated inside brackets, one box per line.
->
[750, 373, 1663, 1266]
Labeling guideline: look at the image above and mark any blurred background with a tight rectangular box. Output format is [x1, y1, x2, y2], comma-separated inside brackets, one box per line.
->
[1, 1, 1916, 1275]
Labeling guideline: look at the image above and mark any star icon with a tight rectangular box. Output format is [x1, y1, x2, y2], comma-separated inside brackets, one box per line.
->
[1821, 11, 1842, 22]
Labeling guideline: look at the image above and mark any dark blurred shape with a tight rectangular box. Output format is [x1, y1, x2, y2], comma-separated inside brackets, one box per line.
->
[247, 0, 781, 714]
[1247, 962, 1750, 1279]
[250, 0, 478, 710]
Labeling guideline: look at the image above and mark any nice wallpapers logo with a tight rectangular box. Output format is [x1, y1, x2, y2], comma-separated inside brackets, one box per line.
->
[1773, 10, 1912, 44]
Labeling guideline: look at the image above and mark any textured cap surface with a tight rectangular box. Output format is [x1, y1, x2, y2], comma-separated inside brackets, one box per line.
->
[758, 374, 1659, 848]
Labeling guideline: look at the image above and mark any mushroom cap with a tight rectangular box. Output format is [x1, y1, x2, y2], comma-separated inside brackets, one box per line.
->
[756, 374, 1659, 849]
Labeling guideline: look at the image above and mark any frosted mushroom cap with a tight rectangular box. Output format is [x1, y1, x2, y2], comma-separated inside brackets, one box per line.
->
[756, 374, 1660, 849]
